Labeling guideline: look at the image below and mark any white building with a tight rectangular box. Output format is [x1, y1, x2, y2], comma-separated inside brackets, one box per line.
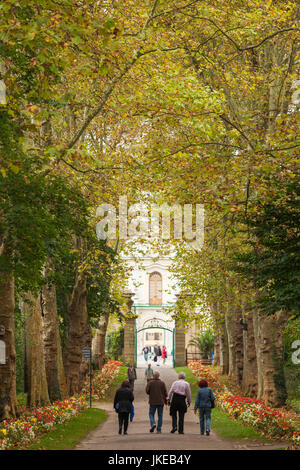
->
[124, 250, 179, 367]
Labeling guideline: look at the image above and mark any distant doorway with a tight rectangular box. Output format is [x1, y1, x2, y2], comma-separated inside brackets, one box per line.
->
[135, 323, 174, 367]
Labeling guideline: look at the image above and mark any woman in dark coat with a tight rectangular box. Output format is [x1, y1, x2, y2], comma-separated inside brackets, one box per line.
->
[114, 380, 134, 435]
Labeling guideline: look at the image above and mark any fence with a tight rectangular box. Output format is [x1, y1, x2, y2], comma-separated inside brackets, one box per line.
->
[185, 351, 212, 365]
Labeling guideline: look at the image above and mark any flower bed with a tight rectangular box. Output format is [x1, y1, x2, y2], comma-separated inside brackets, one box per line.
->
[188, 360, 300, 445]
[0, 360, 122, 450]
[81, 360, 122, 400]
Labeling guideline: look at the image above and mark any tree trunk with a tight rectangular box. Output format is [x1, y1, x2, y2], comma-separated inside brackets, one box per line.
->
[21, 293, 50, 408]
[225, 305, 235, 377]
[219, 322, 229, 375]
[242, 309, 258, 396]
[0, 269, 17, 420]
[213, 333, 220, 366]
[253, 309, 288, 406]
[64, 270, 87, 395]
[42, 259, 68, 401]
[234, 308, 244, 385]
[92, 310, 110, 370]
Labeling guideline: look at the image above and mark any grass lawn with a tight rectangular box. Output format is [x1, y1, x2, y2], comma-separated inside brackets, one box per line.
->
[175, 366, 268, 442]
[24, 365, 127, 450]
[26, 408, 107, 450]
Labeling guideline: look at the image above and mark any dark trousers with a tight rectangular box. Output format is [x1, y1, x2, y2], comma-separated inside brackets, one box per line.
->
[118, 412, 129, 433]
[129, 379, 135, 390]
[170, 394, 187, 433]
[172, 409, 185, 433]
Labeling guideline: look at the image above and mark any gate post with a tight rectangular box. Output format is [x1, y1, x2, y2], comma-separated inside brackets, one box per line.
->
[122, 292, 136, 365]
[174, 321, 186, 367]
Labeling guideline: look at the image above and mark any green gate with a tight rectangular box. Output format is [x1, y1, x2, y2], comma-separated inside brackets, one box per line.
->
[135, 324, 175, 367]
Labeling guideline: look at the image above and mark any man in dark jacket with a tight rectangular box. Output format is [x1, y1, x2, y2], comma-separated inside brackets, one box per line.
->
[146, 371, 168, 433]
[127, 364, 137, 390]
[114, 380, 134, 435]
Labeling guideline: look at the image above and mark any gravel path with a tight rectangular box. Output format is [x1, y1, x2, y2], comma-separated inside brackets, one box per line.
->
[75, 366, 286, 450]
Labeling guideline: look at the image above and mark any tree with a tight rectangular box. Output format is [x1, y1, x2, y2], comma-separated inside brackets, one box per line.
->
[188, 329, 214, 359]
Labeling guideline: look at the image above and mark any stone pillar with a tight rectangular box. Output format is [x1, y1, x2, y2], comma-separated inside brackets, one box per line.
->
[174, 322, 186, 367]
[122, 292, 136, 365]
[173, 293, 188, 367]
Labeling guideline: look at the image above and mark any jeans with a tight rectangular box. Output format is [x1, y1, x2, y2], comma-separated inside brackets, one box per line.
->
[199, 407, 211, 434]
[144, 353, 148, 362]
[149, 404, 164, 431]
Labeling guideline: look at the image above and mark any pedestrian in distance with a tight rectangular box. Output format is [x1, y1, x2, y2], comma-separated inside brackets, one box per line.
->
[146, 370, 168, 434]
[194, 379, 215, 436]
[142, 345, 149, 362]
[157, 345, 162, 365]
[167, 371, 192, 434]
[145, 363, 154, 382]
[127, 364, 137, 390]
[114, 380, 134, 435]
[162, 345, 167, 364]
[154, 344, 159, 365]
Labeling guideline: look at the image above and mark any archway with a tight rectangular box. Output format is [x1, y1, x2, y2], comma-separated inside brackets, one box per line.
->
[135, 318, 175, 367]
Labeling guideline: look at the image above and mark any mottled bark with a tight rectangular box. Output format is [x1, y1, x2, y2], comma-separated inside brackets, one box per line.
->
[219, 322, 229, 375]
[92, 311, 110, 370]
[64, 270, 87, 395]
[213, 333, 220, 366]
[225, 303, 244, 384]
[42, 260, 68, 401]
[253, 309, 288, 406]
[242, 309, 258, 396]
[21, 293, 50, 408]
[225, 305, 235, 377]
[234, 308, 244, 385]
[0, 267, 17, 420]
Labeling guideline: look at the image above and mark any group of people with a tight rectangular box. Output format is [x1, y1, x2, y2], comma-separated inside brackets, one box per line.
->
[142, 344, 167, 365]
[114, 365, 215, 436]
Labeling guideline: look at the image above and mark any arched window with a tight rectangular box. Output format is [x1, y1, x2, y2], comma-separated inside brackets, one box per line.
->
[149, 272, 162, 305]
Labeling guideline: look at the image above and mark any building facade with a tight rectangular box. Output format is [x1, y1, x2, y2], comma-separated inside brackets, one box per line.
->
[125, 254, 178, 367]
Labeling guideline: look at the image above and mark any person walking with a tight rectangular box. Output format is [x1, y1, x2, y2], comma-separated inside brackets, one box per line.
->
[154, 344, 159, 365]
[142, 345, 149, 362]
[162, 345, 167, 365]
[146, 371, 168, 433]
[194, 379, 215, 436]
[167, 371, 192, 434]
[145, 363, 154, 382]
[114, 380, 134, 435]
[127, 364, 137, 390]
[157, 345, 162, 365]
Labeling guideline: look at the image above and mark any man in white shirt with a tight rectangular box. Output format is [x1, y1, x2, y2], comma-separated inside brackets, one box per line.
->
[167, 372, 192, 434]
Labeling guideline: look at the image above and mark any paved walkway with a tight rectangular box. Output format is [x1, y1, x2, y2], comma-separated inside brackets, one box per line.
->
[76, 367, 285, 450]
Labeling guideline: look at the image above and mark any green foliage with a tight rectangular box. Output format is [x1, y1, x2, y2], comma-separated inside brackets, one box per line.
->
[284, 317, 300, 401]
[188, 329, 214, 358]
[105, 328, 124, 360]
[232, 172, 300, 317]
